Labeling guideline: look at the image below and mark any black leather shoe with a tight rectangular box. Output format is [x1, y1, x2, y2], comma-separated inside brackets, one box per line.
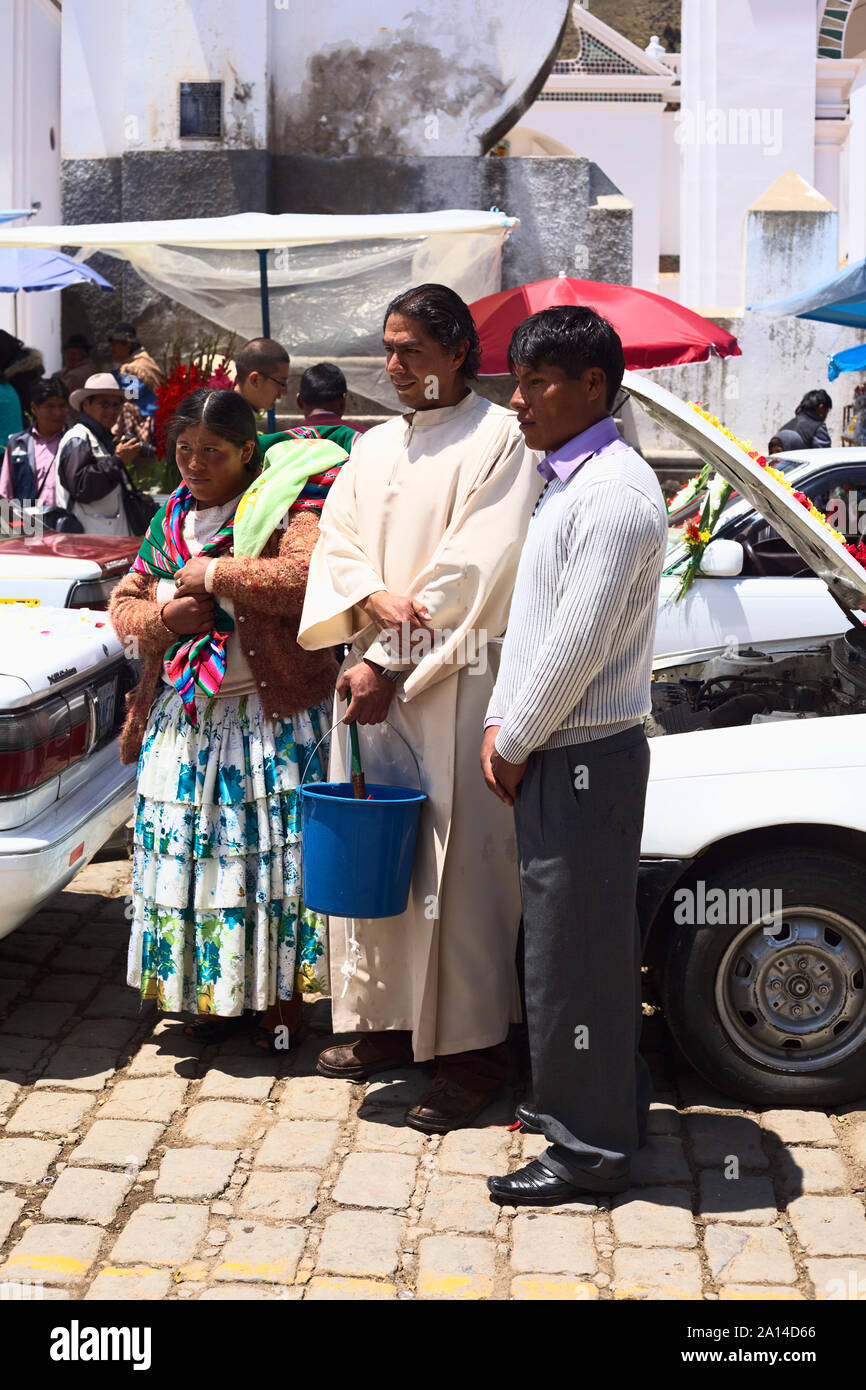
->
[487, 1157, 630, 1205]
[515, 1102, 541, 1134]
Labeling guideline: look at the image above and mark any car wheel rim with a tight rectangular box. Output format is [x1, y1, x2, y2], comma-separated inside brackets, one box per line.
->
[714, 906, 866, 1073]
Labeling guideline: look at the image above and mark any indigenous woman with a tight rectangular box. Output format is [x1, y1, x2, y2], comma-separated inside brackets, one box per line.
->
[109, 387, 342, 1048]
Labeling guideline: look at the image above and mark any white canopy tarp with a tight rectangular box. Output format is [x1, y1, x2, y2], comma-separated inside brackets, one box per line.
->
[0, 211, 516, 404]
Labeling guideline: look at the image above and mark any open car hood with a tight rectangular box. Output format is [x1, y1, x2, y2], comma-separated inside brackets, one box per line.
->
[623, 370, 866, 617]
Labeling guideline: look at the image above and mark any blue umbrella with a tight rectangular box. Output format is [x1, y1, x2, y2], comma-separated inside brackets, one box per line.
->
[0, 248, 113, 293]
[828, 342, 866, 381]
[749, 257, 866, 329]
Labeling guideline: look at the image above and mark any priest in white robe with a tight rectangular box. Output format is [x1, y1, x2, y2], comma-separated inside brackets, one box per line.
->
[297, 284, 541, 1132]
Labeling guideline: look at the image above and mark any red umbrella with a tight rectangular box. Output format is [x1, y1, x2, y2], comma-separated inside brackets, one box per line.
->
[471, 275, 741, 374]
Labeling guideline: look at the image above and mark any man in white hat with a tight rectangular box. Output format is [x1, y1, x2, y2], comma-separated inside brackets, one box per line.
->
[56, 374, 141, 535]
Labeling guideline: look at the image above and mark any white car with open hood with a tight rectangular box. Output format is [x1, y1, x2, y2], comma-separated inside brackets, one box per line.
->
[624, 370, 866, 1105]
[655, 454, 866, 668]
[0, 604, 137, 939]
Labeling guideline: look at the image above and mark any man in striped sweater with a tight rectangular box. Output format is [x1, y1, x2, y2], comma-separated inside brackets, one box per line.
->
[482, 307, 667, 1205]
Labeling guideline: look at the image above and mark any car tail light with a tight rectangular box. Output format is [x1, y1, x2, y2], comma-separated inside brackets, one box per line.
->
[67, 577, 118, 611]
[0, 689, 90, 797]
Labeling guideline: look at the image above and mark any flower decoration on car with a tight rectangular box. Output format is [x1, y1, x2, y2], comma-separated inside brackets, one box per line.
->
[666, 402, 861, 601]
[694, 409, 848, 548]
[666, 462, 712, 521]
[760, 461, 847, 545]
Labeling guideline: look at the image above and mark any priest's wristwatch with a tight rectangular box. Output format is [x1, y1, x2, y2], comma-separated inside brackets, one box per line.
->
[364, 658, 402, 685]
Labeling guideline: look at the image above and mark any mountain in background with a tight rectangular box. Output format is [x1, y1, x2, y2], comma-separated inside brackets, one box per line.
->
[558, 1, 681, 58]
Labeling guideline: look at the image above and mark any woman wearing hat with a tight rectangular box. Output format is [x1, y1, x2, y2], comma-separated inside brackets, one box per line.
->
[55, 373, 141, 535]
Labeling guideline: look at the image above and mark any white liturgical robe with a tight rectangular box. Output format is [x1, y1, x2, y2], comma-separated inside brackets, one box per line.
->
[298, 389, 541, 1060]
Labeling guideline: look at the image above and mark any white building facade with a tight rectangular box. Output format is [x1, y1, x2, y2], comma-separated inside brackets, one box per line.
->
[509, 0, 866, 313]
[505, 6, 681, 294]
[0, 0, 62, 367]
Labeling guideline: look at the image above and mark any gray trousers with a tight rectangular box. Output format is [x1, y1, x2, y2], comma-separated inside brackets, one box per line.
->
[514, 726, 651, 1180]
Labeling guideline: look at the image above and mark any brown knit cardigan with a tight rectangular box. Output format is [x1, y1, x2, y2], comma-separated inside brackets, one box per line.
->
[109, 509, 338, 765]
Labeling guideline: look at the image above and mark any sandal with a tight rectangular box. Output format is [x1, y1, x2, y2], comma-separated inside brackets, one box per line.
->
[183, 1011, 256, 1044]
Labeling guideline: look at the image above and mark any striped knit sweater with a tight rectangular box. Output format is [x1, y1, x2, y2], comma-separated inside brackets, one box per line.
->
[489, 446, 667, 764]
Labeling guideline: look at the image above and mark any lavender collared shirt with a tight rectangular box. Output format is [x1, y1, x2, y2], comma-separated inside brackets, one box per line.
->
[536, 414, 628, 484]
[484, 415, 630, 735]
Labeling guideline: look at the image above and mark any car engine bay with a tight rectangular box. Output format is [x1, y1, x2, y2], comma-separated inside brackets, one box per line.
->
[648, 626, 866, 736]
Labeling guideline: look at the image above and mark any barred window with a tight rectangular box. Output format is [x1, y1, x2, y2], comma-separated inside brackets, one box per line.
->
[179, 82, 223, 139]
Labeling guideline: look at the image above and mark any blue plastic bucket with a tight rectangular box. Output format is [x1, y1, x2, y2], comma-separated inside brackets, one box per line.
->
[301, 781, 427, 918]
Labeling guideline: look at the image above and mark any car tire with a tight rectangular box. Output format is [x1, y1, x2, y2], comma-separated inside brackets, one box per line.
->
[662, 850, 866, 1106]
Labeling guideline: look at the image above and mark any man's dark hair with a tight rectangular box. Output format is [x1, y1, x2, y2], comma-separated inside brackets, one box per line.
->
[167, 387, 262, 474]
[768, 435, 783, 450]
[383, 283, 481, 379]
[795, 389, 832, 417]
[31, 375, 68, 407]
[299, 362, 347, 407]
[508, 306, 625, 410]
[234, 337, 290, 385]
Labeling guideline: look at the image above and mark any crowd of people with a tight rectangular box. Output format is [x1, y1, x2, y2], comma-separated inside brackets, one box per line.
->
[0, 320, 365, 536]
[2, 291, 859, 1200]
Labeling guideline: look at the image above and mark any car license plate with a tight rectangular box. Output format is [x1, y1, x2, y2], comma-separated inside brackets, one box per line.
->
[0, 597, 40, 605]
[94, 677, 116, 738]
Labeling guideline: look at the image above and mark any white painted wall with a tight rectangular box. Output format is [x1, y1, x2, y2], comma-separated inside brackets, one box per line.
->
[63, 0, 268, 159]
[680, 0, 819, 310]
[62, 0, 570, 161]
[814, 134, 842, 227]
[659, 109, 681, 258]
[847, 68, 866, 263]
[268, 0, 570, 155]
[61, 0, 123, 160]
[123, 0, 268, 154]
[0, 0, 62, 368]
[0, 12, 17, 206]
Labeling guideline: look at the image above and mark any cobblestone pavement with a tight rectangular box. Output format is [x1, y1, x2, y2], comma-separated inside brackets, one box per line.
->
[1, 859, 866, 1303]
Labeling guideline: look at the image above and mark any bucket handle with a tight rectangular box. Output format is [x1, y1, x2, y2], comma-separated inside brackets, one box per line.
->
[300, 712, 424, 791]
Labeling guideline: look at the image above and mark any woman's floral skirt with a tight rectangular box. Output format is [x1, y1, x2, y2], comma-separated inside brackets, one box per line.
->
[128, 686, 331, 1016]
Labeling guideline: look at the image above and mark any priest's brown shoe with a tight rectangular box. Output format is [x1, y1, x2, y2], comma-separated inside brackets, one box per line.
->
[316, 1031, 414, 1081]
[405, 1076, 491, 1134]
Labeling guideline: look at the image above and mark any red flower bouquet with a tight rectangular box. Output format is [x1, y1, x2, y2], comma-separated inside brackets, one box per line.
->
[152, 333, 238, 477]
